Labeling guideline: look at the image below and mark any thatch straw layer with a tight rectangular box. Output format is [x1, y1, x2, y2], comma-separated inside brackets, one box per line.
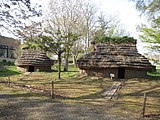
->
[15, 50, 53, 66]
[77, 43, 154, 70]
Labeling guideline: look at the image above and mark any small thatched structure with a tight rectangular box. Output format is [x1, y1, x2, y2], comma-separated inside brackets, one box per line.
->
[15, 49, 53, 72]
[76, 42, 155, 79]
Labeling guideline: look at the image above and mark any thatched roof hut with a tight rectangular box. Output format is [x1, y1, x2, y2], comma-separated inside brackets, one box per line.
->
[76, 42, 155, 79]
[15, 49, 53, 72]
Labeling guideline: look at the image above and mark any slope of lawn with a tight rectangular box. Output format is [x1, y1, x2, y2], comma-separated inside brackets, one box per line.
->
[0, 65, 159, 119]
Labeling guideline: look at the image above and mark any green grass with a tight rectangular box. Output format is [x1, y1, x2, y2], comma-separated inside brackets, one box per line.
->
[157, 66, 160, 69]
[0, 66, 21, 77]
[148, 66, 160, 77]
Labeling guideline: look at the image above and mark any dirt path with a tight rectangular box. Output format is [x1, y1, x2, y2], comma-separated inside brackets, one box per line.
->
[0, 93, 133, 120]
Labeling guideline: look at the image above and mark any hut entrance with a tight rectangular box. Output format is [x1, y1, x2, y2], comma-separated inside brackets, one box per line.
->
[118, 67, 125, 79]
[28, 66, 34, 72]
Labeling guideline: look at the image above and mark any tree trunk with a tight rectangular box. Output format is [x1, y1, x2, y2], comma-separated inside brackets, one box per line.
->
[64, 54, 69, 72]
[72, 54, 77, 66]
[58, 52, 61, 79]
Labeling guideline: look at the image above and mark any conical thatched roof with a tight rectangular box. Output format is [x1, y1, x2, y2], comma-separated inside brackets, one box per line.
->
[15, 50, 53, 66]
[76, 43, 154, 70]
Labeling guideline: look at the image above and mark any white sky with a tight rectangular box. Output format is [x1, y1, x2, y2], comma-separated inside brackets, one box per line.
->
[97, 0, 147, 39]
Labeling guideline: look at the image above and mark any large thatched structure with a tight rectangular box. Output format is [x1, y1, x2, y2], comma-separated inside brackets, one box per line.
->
[76, 42, 155, 79]
[15, 49, 53, 72]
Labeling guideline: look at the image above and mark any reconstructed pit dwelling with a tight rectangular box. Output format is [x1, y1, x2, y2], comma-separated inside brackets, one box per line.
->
[76, 40, 155, 79]
[15, 49, 53, 72]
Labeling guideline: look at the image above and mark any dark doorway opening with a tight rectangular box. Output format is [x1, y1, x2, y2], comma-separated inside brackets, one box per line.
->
[118, 67, 125, 79]
[28, 66, 34, 72]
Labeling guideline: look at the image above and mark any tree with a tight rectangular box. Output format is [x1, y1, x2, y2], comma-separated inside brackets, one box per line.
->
[17, 21, 43, 43]
[40, 21, 79, 79]
[0, 0, 42, 37]
[93, 13, 130, 43]
[132, 0, 160, 18]
[71, 40, 84, 65]
[139, 24, 160, 45]
[80, 1, 97, 53]
[62, 33, 80, 71]
[46, 0, 96, 71]
[38, 35, 64, 79]
[131, 0, 160, 64]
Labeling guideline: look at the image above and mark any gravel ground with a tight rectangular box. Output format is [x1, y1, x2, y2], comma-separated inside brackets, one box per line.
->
[0, 96, 134, 120]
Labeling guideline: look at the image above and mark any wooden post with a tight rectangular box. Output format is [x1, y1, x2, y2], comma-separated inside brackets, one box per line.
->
[51, 81, 55, 99]
[8, 76, 10, 87]
[142, 92, 147, 118]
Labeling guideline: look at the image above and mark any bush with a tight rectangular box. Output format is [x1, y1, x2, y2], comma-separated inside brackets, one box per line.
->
[94, 36, 136, 44]
[2, 59, 7, 63]
[7, 61, 14, 65]
[0, 60, 14, 66]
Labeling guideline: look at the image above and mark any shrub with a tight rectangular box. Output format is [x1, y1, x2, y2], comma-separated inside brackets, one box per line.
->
[94, 36, 136, 44]
[0, 60, 14, 66]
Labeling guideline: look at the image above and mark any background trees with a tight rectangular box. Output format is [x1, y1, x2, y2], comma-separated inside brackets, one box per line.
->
[45, 0, 84, 72]
[131, 0, 160, 65]
[132, 0, 159, 45]
[1, 0, 133, 78]
[93, 13, 130, 43]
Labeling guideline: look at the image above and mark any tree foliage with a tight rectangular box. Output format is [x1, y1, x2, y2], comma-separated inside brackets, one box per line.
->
[132, 0, 160, 18]
[93, 36, 136, 44]
[132, 0, 160, 51]
[139, 24, 160, 44]
[0, 0, 42, 37]
[93, 13, 130, 42]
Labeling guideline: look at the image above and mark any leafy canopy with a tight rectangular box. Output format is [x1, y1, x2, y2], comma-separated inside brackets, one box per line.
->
[93, 36, 136, 44]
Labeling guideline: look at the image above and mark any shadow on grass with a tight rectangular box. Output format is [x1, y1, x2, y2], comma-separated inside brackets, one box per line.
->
[0, 92, 128, 120]
[0, 92, 43, 99]
[0, 92, 49, 120]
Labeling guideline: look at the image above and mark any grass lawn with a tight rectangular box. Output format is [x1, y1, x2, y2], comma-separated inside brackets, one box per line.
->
[0, 84, 48, 108]
[0, 65, 160, 119]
